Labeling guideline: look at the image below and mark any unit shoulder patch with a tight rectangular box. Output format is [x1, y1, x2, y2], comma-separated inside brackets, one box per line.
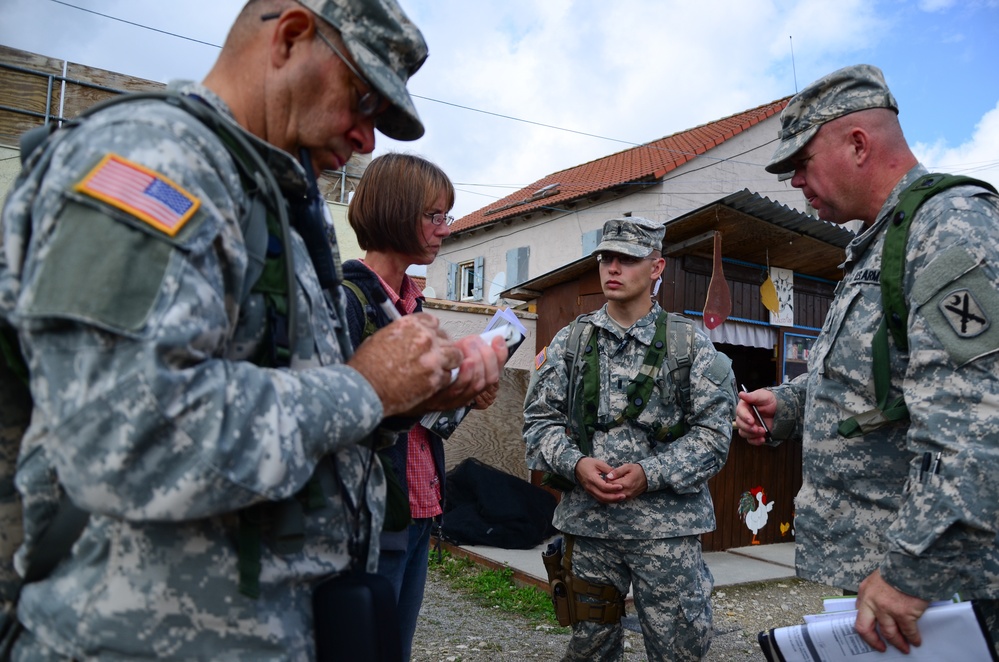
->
[73, 154, 200, 237]
[938, 288, 990, 338]
[920, 263, 999, 366]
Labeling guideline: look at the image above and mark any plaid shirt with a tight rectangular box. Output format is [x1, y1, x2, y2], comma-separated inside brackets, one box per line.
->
[365, 262, 442, 518]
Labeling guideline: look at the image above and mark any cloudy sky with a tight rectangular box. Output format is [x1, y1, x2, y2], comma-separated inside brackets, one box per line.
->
[3, 0, 997, 219]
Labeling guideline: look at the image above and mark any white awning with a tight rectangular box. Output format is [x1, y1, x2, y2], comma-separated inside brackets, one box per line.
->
[692, 318, 776, 350]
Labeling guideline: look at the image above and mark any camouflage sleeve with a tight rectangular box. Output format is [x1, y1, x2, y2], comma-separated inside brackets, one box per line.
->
[639, 329, 736, 494]
[769, 373, 808, 442]
[523, 325, 584, 483]
[9, 107, 381, 522]
[880, 189, 999, 597]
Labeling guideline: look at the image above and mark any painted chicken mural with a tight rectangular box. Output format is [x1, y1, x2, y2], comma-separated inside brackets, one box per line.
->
[738, 486, 774, 545]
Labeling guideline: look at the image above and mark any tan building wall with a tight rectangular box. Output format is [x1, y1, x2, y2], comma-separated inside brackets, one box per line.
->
[427, 116, 809, 309]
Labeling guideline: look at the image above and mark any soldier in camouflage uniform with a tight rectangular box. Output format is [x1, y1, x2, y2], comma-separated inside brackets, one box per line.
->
[0, 0, 507, 659]
[737, 64, 999, 655]
[524, 217, 737, 661]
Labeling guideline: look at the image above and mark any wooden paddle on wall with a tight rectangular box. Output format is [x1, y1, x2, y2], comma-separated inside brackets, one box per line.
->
[703, 231, 731, 330]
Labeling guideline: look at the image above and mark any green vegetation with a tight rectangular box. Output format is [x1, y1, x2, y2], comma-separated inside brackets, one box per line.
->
[428, 550, 565, 627]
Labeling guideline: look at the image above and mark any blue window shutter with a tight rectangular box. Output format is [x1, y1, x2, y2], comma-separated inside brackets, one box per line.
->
[506, 246, 530, 287]
[473, 256, 484, 300]
[582, 229, 602, 255]
[446, 262, 458, 300]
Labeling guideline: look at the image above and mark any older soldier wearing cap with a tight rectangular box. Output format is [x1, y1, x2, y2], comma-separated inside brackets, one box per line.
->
[0, 0, 507, 659]
[525, 217, 736, 661]
[736, 64, 999, 655]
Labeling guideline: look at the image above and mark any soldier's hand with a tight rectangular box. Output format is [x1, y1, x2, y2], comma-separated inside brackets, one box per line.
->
[603, 463, 648, 500]
[575, 457, 625, 504]
[348, 313, 462, 417]
[404, 333, 508, 414]
[854, 569, 929, 654]
[735, 388, 776, 446]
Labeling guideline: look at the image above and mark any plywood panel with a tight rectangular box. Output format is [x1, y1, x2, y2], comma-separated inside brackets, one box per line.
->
[1, 45, 163, 147]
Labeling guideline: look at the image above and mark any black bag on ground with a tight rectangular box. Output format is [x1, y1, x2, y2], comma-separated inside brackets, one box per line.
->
[441, 459, 558, 549]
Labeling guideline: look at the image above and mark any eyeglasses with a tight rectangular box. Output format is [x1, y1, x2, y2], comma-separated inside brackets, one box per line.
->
[424, 212, 456, 227]
[261, 10, 383, 118]
[313, 30, 383, 118]
[595, 251, 652, 266]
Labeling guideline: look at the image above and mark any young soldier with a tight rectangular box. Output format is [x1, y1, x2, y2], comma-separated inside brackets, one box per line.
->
[524, 217, 736, 661]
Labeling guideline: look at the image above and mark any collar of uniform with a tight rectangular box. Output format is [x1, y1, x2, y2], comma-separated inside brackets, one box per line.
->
[842, 163, 929, 267]
[591, 303, 662, 345]
[168, 80, 310, 196]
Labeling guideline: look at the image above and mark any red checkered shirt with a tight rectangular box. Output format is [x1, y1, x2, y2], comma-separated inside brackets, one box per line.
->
[364, 262, 442, 519]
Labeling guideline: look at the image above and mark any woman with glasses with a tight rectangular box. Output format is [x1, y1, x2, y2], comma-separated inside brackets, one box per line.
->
[343, 152, 496, 660]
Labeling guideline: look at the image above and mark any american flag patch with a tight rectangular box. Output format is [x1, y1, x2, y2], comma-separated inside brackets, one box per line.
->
[74, 154, 200, 236]
[535, 347, 548, 371]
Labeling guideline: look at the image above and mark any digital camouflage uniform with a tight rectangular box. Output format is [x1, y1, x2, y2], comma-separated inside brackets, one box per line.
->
[764, 64, 999, 651]
[769, 164, 999, 645]
[524, 300, 736, 661]
[0, 82, 388, 661]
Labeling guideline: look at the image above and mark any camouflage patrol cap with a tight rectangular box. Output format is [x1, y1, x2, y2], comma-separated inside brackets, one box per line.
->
[298, 0, 429, 141]
[594, 217, 665, 258]
[766, 64, 898, 174]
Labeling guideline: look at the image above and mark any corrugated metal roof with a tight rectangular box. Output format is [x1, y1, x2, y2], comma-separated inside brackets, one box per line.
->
[701, 189, 855, 248]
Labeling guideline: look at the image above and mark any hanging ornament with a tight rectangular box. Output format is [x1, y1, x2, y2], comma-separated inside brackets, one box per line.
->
[703, 231, 731, 329]
[761, 250, 779, 314]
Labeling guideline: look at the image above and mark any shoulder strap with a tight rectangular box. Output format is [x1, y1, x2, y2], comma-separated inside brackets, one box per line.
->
[563, 314, 595, 457]
[617, 310, 669, 426]
[342, 280, 379, 341]
[881, 173, 998, 351]
[838, 173, 998, 438]
[664, 312, 694, 416]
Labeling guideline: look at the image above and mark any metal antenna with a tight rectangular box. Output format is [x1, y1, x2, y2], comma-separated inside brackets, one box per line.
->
[790, 36, 798, 93]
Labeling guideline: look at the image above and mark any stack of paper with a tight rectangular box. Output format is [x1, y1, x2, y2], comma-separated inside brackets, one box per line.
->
[758, 598, 996, 661]
[420, 308, 527, 439]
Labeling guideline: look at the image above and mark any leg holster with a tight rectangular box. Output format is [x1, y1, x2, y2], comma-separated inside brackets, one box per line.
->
[542, 535, 625, 626]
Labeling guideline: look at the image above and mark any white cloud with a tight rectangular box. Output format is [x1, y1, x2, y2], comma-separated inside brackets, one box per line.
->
[3, 0, 995, 219]
[912, 100, 999, 190]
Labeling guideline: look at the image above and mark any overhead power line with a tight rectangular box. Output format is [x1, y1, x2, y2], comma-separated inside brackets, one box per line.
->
[40, 0, 724, 162]
[47, 0, 223, 49]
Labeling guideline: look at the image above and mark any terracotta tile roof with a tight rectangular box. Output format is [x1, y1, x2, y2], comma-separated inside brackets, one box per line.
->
[410, 275, 427, 292]
[452, 97, 791, 233]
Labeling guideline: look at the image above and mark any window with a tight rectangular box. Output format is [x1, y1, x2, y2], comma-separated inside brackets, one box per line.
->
[448, 257, 484, 301]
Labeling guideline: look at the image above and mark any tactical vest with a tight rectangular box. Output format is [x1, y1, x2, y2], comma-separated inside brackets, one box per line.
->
[838, 173, 998, 438]
[0, 91, 323, 612]
[543, 310, 694, 491]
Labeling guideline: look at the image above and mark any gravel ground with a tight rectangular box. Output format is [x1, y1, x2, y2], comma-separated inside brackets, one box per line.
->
[413, 572, 840, 661]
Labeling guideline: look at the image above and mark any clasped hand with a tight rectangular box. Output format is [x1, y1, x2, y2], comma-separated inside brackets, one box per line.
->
[574, 456, 647, 504]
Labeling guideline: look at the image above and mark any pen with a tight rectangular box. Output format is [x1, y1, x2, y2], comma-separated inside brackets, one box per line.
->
[928, 451, 942, 477]
[371, 285, 460, 382]
[740, 384, 773, 444]
[369, 286, 402, 322]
